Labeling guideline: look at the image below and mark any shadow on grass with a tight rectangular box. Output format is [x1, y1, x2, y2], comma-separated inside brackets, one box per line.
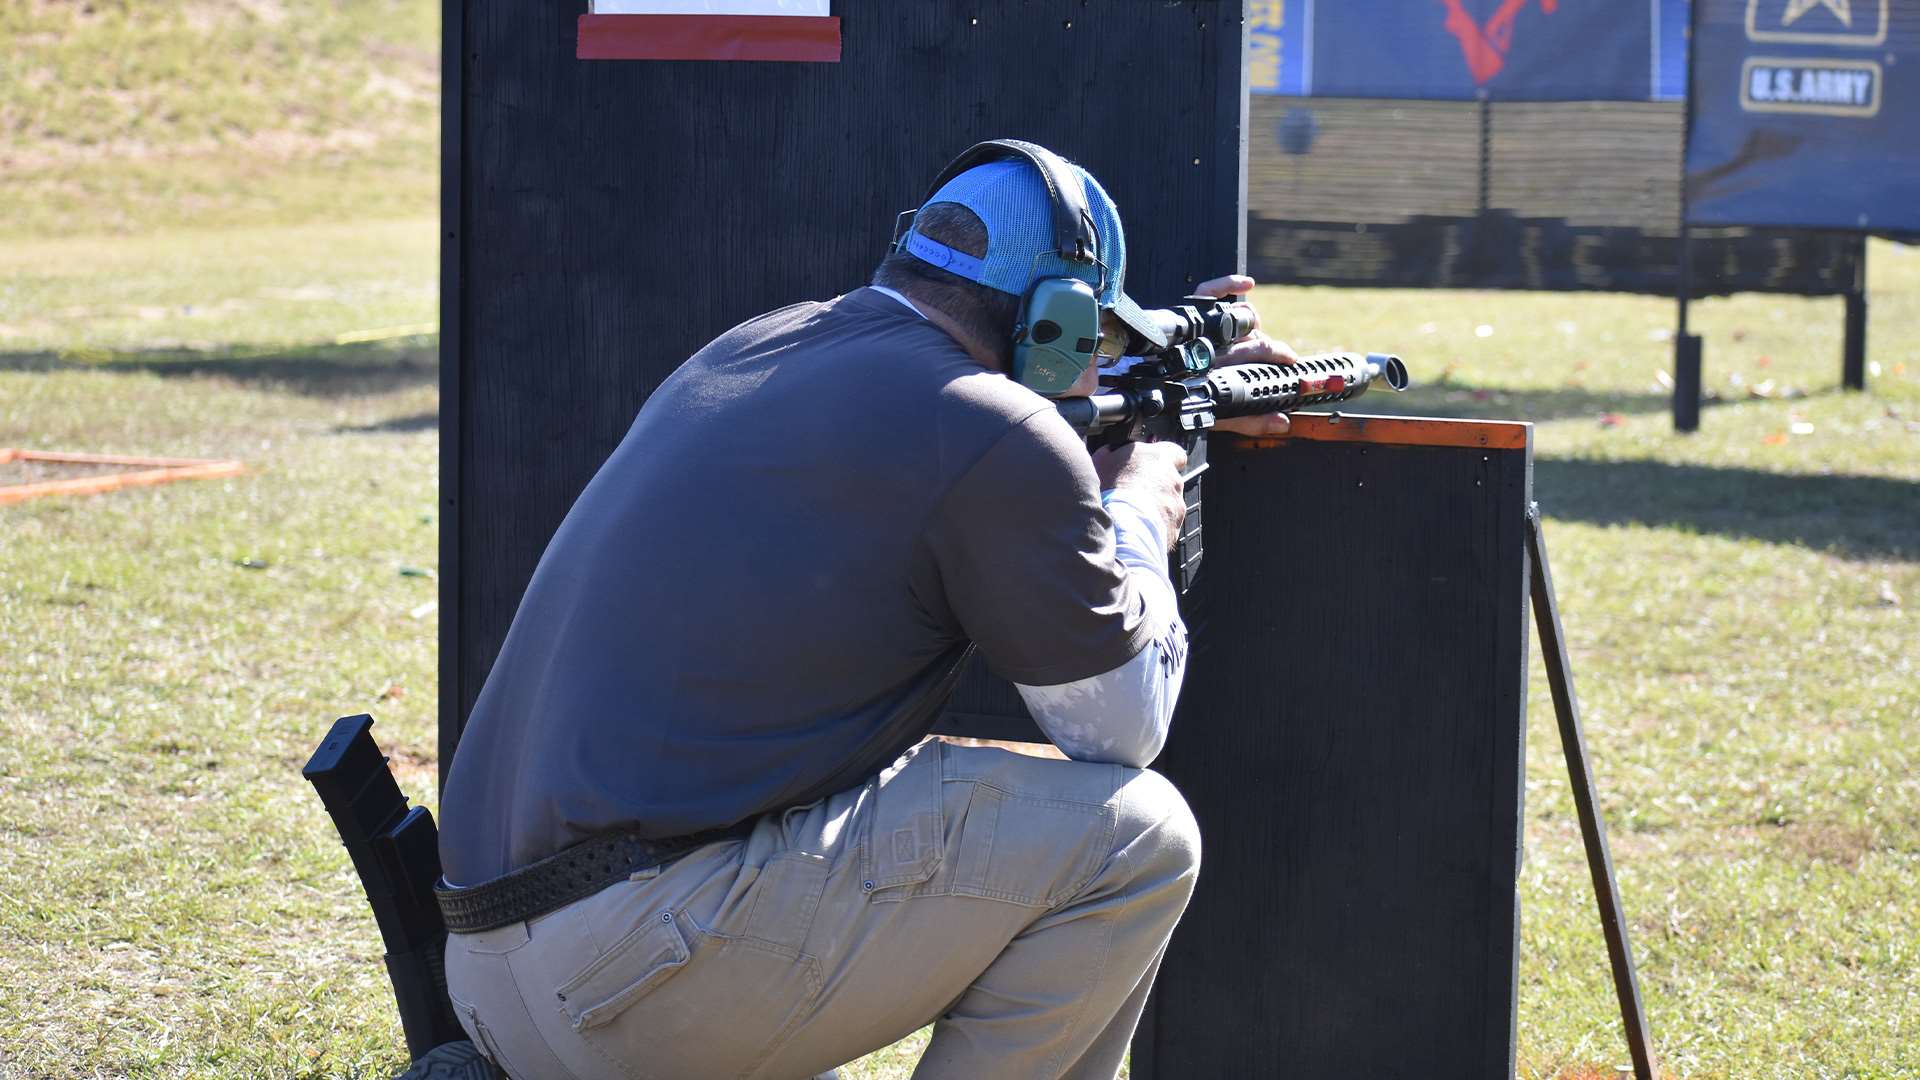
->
[0, 338, 437, 398]
[335, 412, 438, 434]
[1537, 457, 1920, 561]
[1354, 381, 1758, 423]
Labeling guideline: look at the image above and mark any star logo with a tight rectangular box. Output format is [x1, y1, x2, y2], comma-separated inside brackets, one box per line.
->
[1747, 0, 1885, 45]
[1782, 0, 1852, 27]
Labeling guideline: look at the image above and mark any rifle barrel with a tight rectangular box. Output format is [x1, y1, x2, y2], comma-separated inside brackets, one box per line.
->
[1054, 392, 1136, 433]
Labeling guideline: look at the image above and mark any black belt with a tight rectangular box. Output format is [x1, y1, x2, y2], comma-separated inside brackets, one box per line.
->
[436, 821, 755, 934]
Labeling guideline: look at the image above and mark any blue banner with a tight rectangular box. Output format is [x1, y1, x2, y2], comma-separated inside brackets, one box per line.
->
[1250, 0, 1691, 101]
[1686, 0, 1920, 233]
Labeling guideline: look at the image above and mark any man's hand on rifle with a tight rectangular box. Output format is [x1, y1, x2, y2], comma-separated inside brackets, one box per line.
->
[1189, 274, 1300, 438]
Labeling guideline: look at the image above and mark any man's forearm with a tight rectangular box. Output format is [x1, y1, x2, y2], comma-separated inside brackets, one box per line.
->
[1015, 494, 1189, 767]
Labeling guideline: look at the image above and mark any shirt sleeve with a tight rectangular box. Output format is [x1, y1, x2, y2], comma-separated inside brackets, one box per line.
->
[1014, 491, 1189, 768]
[921, 409, 1155, 686]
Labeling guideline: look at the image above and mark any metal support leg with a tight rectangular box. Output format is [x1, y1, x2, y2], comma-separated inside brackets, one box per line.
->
[1673, 223, 1701, 433]
[1526, 507, 1659, 1080]
[1842, 275, 1868, 392]
[1673, 332, 1702, 434]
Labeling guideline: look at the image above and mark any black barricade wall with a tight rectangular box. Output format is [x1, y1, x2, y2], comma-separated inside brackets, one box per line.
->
[447, 5, 1533, 1074]
[1134, 431, 1532, 1078]
[442, 1, 1247, 757]
[1247, 95, 1865, 295]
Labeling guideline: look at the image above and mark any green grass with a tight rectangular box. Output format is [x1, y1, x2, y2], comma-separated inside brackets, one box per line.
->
[3, 1, 1917, 1074]
[0, 218, 440, 354]
[0, 0, 438, 238]
[1, 347, 441, 1078]
[1299, 254, 1920, 1080]
[4, 233, 1913, 1077]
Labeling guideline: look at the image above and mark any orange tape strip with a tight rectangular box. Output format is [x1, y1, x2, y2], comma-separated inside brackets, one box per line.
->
[0, 449, 245, 505]
[1240, 412, 1531, 451]
[577, 14, 841, 62]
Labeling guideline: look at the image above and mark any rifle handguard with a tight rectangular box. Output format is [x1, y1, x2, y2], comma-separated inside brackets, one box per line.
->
[1205, 353, 1409, 418]
[1057, 353, 1409, 439]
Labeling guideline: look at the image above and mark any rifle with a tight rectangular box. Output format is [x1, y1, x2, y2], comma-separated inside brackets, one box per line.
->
[1054, 295, 1409, 592]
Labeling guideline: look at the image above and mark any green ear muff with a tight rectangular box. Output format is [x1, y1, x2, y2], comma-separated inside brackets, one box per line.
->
[910, 141, 1112, 396]
[1012, 277, 1102, 396]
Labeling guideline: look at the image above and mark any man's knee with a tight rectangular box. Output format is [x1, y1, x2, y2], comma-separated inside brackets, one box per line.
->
[933, 745, 1198, 898]
[1111, 767, 1201, 887]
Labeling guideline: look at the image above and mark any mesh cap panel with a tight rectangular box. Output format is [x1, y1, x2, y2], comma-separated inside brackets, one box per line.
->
[909, 160, 1128, 306]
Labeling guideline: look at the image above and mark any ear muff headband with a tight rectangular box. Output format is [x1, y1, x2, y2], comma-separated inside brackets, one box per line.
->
[921, 139, 1100, 268]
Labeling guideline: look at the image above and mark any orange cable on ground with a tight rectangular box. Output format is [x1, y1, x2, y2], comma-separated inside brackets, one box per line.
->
[0, 448, 245, 505]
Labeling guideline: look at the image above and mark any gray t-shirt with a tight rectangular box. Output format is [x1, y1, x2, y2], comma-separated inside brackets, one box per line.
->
[439, 288, 1152, 884]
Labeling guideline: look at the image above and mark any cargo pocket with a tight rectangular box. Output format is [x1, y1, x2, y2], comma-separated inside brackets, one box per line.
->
[741, 852, 830, 951]
[555, 913, 690, 1031]
[560, 909, 824, 1077]
[948, 783, 1112, 907]
[859, 742, 945, 900]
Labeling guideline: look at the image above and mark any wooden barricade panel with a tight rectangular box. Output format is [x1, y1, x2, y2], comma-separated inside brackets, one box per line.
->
[446, 1, 1530, 1070]
[938, 414, 1533, 1075]
[1133, 414, 1533, 1078]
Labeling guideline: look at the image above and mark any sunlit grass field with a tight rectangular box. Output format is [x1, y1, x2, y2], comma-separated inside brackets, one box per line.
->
[2, 2, 1916, 1077]
[4, 219, 1914, 1078]
[0, 0, 437, 239]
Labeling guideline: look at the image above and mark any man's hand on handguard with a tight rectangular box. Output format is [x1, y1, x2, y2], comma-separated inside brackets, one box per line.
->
[1091, 441, 1189, 553]
[1189, 274, 1300, 438]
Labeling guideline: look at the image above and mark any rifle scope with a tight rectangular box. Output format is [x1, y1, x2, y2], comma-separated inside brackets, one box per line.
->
[1141, 299, 1258, 352]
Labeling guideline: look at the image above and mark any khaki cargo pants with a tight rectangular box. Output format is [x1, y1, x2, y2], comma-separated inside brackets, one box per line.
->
[444, 740, 1201, 1079]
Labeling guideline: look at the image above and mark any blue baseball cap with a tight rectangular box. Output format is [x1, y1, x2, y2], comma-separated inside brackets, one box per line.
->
[901, 158, 1168, 350]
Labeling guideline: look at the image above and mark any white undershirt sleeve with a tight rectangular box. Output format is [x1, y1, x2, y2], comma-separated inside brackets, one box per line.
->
[1014, 492, 1189, 768]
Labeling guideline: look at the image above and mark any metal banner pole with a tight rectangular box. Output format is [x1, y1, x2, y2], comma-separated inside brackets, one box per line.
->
[1674, 227, 1702, 433]
[1674, 0, 1704, 432]
[1843, 241, 1869, 391]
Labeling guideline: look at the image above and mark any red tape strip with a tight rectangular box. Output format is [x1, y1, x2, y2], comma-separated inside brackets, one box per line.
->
[578, 14, 842, 63]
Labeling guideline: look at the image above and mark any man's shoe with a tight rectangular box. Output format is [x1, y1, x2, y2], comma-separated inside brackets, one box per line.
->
[393, 1039, 838, 1080]
[393, 1040, 506, 1080]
